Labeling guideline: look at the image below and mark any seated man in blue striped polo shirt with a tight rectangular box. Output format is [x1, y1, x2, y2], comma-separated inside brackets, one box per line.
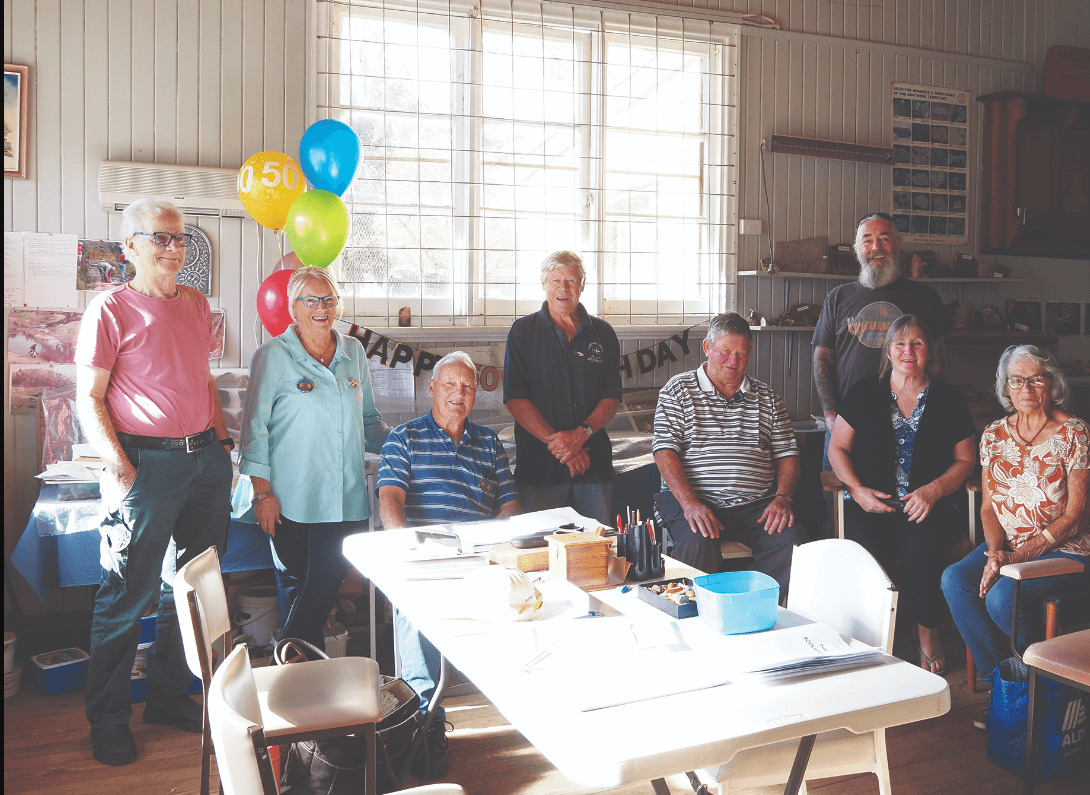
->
[652, 313, 809, 593]
[377, 351, 521, 778]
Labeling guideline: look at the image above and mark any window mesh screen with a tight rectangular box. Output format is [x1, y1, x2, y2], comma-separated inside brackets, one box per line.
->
[317, 0, 737, 326]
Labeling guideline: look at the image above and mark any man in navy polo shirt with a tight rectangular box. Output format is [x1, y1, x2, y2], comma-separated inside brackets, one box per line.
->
[377, 351, 521, 778]
[503, 250, 621, 524]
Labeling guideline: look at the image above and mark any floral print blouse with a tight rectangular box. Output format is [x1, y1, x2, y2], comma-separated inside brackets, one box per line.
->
[980, 415, 1090, 556]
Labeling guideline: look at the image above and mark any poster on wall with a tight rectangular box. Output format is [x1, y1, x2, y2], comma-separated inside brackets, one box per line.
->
[77, 240, 132, 291]
[891, 83, 971, 246]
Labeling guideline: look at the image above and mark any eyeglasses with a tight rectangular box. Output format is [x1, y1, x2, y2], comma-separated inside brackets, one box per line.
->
[1006, 375, 1051, 390]
[856, 212, 894, 229]
[294, 295, 340, 309]
[133, 232, 194, 248]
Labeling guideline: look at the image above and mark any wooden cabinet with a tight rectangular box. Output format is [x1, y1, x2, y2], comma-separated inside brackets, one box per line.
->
[978, 91, 1090, 258]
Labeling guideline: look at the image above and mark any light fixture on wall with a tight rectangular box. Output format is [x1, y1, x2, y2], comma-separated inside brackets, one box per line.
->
[768, 134, 894, 165]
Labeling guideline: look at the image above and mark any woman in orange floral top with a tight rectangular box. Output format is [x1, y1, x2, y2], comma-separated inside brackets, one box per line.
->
[942, 345, 1089, 693]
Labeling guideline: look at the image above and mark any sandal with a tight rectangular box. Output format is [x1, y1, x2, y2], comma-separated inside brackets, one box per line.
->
[917, 644, 946, 676]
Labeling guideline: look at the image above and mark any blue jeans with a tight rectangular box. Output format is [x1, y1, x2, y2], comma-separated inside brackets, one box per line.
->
[269, 517, 366, 650]
[394, 610, 444, 722]
[86, 442, 231, 729]
[941, 544, 1090, 685]
[518, 481, 614, 526]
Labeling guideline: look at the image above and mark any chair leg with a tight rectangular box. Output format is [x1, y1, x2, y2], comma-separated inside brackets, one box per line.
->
[967, 647, 977, 693]
[201, 705, 212, 795]
[1045, 602, 1059, 640]
[1025, 665, 1039, 795]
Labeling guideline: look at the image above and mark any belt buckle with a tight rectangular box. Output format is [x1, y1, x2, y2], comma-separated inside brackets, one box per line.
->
[185, 433, 200, 453]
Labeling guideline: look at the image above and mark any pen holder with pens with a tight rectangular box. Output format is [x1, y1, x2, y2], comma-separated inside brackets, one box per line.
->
[621, 521, 665, 582]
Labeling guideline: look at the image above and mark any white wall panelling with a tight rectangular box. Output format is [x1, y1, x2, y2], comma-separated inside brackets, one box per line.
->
[4, 0, 1088, 615]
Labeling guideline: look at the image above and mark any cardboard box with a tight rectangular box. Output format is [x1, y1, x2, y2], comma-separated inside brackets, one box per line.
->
[489, 542, 549, 572]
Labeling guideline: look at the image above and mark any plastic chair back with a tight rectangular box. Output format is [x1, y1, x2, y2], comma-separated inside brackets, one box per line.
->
[175, 546, 232, 681]
[208, 644, 277, 795]
[787, 538, 898, 653]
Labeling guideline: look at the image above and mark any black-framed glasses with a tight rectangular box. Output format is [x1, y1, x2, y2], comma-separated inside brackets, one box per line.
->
[1006, 374, 1051, 390]
[856, 212, 894, 229]
[294, 295, 340, 309]
[133, 232, 194, 248]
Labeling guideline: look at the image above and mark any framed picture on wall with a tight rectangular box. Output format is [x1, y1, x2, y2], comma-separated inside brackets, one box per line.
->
[4, 63, 29, 179]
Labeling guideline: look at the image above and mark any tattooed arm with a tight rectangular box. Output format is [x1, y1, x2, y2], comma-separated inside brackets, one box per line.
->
[813, 345, 839, 428]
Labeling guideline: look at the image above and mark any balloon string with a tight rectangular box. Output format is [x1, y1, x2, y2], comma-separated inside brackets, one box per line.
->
[275, 228, 286, 270]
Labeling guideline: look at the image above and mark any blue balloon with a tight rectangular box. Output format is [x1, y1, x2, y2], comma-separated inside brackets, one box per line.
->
[299, 119, 362, 196]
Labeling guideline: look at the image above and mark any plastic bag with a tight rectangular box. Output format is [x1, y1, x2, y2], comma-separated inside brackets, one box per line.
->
[986, 656, 1087, 781]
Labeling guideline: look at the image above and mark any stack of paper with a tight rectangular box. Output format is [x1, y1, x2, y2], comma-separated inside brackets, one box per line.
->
[36, 461, 103, 484]
[720, 623, 884, 681]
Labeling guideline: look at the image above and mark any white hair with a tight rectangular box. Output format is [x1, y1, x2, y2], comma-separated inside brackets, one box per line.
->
[433, 351, 476, 379]
[120, 198, 182, 240]
[540, 250, 586, 288]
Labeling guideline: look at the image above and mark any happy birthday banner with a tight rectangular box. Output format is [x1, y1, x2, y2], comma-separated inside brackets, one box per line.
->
[347, 321, 706, 389]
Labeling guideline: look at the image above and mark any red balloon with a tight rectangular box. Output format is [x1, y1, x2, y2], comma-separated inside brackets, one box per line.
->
[257, 268, 295, 337]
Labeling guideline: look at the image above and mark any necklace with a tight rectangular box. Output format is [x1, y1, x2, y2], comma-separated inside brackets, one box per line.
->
[1015, 413, 1051, 447]
[296, 328, 335, 365]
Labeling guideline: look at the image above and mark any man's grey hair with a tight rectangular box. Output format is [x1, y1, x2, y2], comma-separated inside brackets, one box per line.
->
[994, 344, 1069, 414]
[286, 266, 344, 322]
[120, 198, 183, 240]
[540, 250, 586, 288]
[433, 351, 476, 379]
[705, 312, 752, 346]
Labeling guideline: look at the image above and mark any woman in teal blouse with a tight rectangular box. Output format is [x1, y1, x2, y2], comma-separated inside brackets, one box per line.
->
[233, 266, 390, 648]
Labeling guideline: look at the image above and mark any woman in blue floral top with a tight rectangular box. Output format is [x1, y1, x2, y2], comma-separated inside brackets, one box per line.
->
[829, 314, 977, 674]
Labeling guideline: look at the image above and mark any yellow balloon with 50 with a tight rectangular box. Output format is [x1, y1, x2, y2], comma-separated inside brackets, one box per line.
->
[237, 151, 306, 230]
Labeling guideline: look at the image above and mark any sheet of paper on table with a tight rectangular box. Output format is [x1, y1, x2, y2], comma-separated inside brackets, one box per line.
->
[454, 507, 605, 552]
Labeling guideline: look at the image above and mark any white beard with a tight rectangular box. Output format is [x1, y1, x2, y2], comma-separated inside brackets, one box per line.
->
[857, 256, 900, 289]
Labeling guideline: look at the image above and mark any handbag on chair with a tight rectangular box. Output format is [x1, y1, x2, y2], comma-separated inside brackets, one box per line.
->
[273, 639, 424, 795]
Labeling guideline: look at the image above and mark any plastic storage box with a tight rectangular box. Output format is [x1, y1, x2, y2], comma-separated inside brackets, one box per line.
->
[139, 615, 157, 644]
[693, 571, 779, 634]
[31, 648, 90, 695]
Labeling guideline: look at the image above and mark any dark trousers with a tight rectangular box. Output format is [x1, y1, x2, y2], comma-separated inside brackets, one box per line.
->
[653, 490, 808, 594]
[843, 498, 960, 629]
[86, 443, 231, 729]
[269, 517, 366, 649]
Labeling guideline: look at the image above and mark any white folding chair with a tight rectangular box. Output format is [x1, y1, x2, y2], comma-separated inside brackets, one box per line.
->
[209, 644, 468, 795]
[176, 546, 384, 795]
[695, 538, 900, 795]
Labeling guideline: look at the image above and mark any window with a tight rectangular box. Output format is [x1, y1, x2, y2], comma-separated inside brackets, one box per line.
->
[316, 0, 738, 326]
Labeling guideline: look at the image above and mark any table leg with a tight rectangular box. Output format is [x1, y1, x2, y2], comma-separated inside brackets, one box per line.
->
[650, 777, 672, 795]
[783, 734, 817, 795]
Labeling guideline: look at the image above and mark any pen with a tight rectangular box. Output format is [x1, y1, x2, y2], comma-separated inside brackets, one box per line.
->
[575, 611, 604, 619]
[616, 514, 623, 533]
[636, 509, 640, 524]
[647, 519, 656, 544]
[620, 585, 632, 594]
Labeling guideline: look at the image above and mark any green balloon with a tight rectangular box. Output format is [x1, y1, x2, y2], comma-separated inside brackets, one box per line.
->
[284, 189, 350, 268]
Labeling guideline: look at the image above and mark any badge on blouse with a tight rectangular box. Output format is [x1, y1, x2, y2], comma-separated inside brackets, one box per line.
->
[297, 378, 314, 393]
[348, 378, 359, 389]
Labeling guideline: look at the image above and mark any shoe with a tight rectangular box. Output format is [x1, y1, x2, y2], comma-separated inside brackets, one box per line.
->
[143, 690, 203, 733]
[91, 724, 138, 766]
[410, 718, 452, 779]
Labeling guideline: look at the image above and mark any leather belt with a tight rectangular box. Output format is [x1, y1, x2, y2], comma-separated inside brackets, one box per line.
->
[116, 427, 218, 453]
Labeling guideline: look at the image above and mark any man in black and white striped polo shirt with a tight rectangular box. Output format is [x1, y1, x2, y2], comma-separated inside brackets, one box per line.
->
[652, 313, 808, 592]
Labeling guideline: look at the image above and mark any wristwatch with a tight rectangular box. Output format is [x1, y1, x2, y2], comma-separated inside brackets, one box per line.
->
[580, 423, 593, 439]
[220, 438, 235, 450]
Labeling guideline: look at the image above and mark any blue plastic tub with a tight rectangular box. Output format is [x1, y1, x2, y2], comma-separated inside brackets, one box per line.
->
[693, 571, 779, 634]
[139, 615, 157, 644]
[131, 674, 148, 703]
[31, 648, 90, 695]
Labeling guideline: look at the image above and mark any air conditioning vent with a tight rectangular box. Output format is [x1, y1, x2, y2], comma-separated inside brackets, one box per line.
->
[99, 161, 247, 218]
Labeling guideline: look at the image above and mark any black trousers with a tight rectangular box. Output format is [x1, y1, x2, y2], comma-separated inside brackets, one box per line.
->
[843, 498, 962, 628]
[653, 490, 808, 595]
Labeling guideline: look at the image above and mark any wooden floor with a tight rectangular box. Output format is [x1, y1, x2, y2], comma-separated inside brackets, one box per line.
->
[4, 633, 1087, 795]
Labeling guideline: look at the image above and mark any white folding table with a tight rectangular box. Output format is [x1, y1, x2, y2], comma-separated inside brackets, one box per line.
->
[343, 528, 950, 794]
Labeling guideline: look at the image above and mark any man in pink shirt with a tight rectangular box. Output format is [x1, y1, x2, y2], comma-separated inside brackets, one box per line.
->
[75, 198, 233, 766]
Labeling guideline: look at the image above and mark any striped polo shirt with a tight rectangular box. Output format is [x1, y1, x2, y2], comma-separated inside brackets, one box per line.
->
[377, 412, 519, 525]
[652, 364, 797, 509]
